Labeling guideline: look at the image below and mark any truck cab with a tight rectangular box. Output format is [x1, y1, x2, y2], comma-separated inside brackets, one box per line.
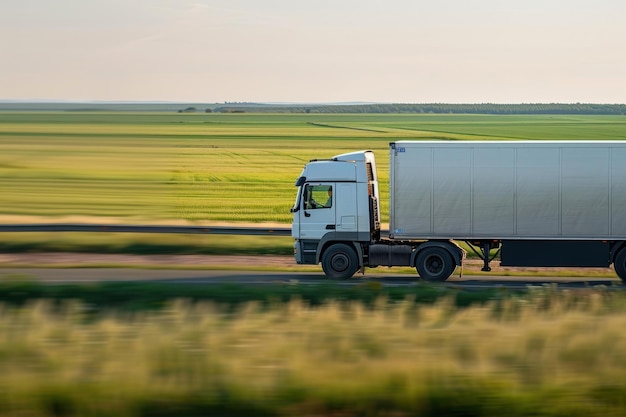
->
[291, 151, 380, 277]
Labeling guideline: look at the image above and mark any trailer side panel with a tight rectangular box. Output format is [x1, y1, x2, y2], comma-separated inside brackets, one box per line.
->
[390, 141, 626, 240]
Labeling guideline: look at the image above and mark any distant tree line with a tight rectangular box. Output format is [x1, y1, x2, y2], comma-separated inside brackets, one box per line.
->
[178, 107, 214, 113]
[213, 103, 626, 115]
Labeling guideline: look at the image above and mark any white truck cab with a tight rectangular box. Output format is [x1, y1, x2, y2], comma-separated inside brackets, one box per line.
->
[291, 151, 380, 277]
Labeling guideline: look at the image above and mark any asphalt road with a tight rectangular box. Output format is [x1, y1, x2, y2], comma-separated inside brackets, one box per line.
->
[1, 268, 621, 290]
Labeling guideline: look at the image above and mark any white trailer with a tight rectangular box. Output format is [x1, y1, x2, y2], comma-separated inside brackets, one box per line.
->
[291, 141, 626, 281]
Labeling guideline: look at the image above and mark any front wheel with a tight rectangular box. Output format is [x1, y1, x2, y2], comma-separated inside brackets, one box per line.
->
[415, 247, 455, 282]
[615, 248, 626, 282]
[321, 244, 359, 279]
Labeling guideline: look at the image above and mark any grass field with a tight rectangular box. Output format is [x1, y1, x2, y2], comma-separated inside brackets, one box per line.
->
[1, 112, 626, 255]
[2, 289, 626, 416]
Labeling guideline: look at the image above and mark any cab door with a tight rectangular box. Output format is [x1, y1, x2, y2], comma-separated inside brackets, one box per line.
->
[297, 183, 336, 240]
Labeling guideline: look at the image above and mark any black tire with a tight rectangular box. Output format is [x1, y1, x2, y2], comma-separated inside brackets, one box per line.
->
[615, 248, 626, 282]
[321, 244, 359, 279]
[415, 247, 455, 282]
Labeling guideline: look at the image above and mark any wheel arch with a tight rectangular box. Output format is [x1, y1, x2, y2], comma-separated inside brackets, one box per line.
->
[610, 241, 626, 263]
[611, 241, 626, 282]
[317, 239, 364, 267]
[410, 240, 465, 268]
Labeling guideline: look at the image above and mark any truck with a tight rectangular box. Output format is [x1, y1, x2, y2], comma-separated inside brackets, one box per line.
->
[290, 141, 626, 281]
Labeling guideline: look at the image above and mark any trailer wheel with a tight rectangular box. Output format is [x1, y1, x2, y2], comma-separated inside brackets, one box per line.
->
[415, 247, 455, 282]
[615, 248, 626, 282]
[321, 243, 359, 279]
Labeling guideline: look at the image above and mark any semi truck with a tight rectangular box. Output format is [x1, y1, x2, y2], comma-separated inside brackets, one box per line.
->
[290, 141, 626, 281]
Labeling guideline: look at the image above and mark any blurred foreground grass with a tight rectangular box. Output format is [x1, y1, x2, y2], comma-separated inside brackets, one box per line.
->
[0, 287, 626, 416]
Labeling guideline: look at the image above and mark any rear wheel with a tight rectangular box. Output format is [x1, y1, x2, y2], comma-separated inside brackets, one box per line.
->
[415, 247, 455, 282]
[321, 244, 359, 279]
[615, 248, 626, 282]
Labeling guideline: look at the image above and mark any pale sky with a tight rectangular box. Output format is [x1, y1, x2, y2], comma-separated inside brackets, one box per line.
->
[1, 0, 625, 103]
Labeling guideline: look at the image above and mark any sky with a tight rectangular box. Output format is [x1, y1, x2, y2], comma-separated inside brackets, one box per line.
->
[1, 0, 625, 103]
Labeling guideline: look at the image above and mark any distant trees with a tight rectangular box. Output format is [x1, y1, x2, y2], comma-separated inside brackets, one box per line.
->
[177, 107, 215, 113]
[212, 103, 626, 115]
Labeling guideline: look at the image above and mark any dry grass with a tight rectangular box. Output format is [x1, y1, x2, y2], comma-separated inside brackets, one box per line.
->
[1, 291, 626, 416]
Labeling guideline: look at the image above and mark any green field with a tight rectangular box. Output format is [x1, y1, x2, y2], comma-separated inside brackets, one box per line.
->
[1, 112, 626, 254]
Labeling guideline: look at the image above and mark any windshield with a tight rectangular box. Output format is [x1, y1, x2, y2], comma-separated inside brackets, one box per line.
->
[291, 186, 302, 213]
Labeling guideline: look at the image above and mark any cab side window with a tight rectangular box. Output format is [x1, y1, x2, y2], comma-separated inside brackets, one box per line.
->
[304, 185, 332, 209]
